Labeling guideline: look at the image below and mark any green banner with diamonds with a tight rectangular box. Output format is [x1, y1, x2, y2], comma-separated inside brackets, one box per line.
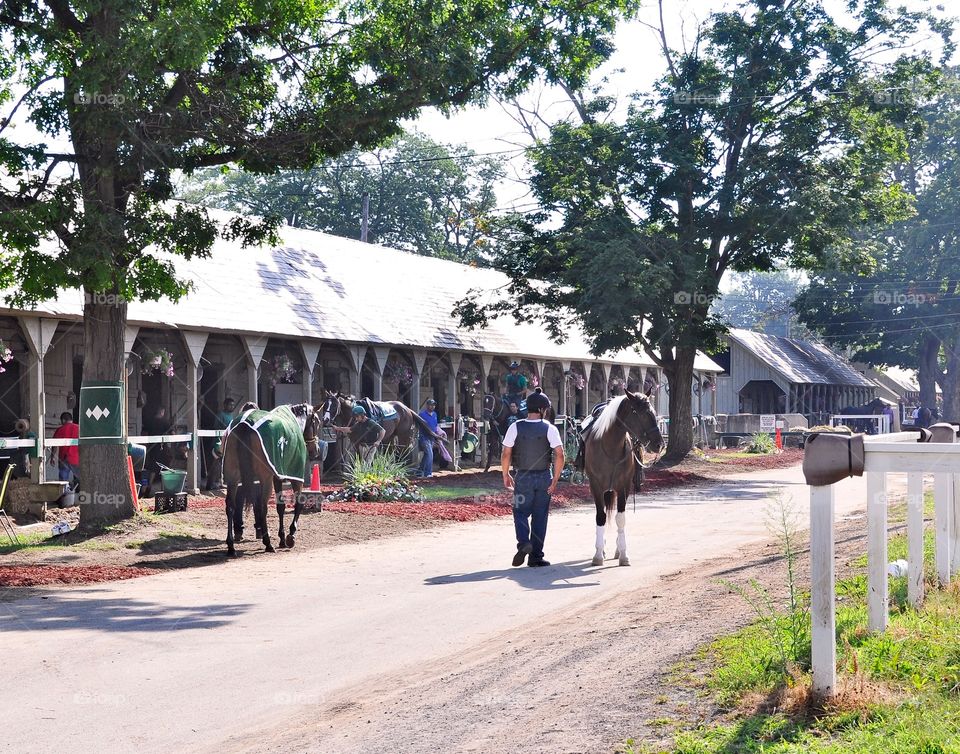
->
[79, 381, 125, 445]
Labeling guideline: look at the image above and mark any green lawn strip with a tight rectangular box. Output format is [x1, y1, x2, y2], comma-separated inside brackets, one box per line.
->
[419, 485, 500, 501]
[626, 521, 960, 753]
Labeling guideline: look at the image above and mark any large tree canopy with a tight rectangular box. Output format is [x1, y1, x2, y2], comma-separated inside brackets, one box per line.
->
[178, 132, 505, 262]
[795, 67, 960, 418]
[457, 0, 950, 459]
[0, 0, 632, 525]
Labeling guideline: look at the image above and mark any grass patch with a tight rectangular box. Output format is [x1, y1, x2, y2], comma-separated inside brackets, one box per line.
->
[419, 485, 499, 501]
[629, 519, 960, 753]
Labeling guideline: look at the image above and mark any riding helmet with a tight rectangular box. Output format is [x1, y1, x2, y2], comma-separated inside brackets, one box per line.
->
[526, 388, 551, 413]
[509, 360, 520, 369]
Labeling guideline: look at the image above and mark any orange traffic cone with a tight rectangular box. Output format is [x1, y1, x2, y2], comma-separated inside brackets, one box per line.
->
[310, 463, 321, 491]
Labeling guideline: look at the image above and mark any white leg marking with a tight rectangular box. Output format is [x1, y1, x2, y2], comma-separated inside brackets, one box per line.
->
[616, 511, 629, 566]
[592, 524, 605, 566]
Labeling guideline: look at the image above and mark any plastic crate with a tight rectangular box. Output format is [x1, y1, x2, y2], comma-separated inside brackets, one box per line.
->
[154, 492, 188, 514]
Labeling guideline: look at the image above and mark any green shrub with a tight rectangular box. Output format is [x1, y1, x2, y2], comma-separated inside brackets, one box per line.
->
[328, 451, 423, 503]
[746, 432, 776, 454]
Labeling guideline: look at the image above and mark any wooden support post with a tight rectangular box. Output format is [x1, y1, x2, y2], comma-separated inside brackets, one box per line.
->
[935, 472, 953, 586]
[810, 484, 837, 697]
[181, 331, 208, 495]
[448, 353, 462, 470]
[867, 471, 889, 632]
[582, 362, 593, 411]
[299, 341, 322, 407]
[242, 336, 268, 407]
[370, 346, 390, 402]
[19, 317, 60, 483]
[601, 363, 612, 401]
[907, 472, 925, 607]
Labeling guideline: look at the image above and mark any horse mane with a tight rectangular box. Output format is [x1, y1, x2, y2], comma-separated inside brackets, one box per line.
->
[591, 395, 627, 438]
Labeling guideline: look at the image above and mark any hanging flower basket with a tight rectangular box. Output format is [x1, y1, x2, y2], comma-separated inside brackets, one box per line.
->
[268, 354, 298, 387]
[565, 369, 585, 391]
[384, 359, 415, 388]
[141, 348, 175, 378]
[0, 340, 12, 374]
[456, 368, 482, 396]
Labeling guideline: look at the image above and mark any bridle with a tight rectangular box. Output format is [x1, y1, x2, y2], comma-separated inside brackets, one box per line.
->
[302, 409, 324, 459]
[322, 393, 342, 427]
[623, 401, 665, 468]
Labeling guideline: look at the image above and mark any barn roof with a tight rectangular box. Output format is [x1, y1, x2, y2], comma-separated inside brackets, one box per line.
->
[728, 328, 873, 387]
[5, 212, 723, 372]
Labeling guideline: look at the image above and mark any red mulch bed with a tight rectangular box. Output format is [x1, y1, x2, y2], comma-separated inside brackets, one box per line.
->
[709, 447, 804, 470]
[0, 564, 155, 587]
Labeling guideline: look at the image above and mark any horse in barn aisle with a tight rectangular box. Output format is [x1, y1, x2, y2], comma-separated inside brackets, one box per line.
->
[319, 391, 444, 460]
[221, 403, 323, 557]
[582, 391, 663, 566]
[838, 397, 886, 434]
[481, 394, 555, 472]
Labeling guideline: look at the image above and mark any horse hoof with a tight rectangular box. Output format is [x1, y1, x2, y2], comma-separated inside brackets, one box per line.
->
[227, 547, 237, 558]
[235, 532, 244, 542]
[285, 533, 295, 548]
[613, 550, 620, 560]
[619, 557, 631, 566]
[591, 555, 604, 566]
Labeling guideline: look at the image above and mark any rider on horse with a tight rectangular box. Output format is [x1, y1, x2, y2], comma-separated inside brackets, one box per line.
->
[503, 361, 528, 412]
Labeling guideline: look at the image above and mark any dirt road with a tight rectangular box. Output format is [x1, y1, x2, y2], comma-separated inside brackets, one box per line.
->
[1, 464, 891, 754]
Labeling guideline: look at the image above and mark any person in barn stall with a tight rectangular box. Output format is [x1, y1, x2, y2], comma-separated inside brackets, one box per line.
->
[52, 411, 80, 485]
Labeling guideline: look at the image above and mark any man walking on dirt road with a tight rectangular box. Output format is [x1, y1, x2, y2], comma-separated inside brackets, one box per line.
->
[501, 388, 564, 567]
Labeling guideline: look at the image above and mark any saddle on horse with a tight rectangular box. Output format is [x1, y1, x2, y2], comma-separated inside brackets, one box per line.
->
[356, 398, 398, 424]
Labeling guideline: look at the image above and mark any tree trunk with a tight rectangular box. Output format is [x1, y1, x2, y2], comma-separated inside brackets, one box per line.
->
[663, 347, 696, 461]
[918, 332, 940, 411]
[79, 291, 136, 528]
[941, 329, 960, 423]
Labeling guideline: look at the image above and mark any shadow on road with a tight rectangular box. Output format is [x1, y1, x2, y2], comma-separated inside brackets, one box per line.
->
[0, 589, 251, 633]
[425, 559, 626, 590]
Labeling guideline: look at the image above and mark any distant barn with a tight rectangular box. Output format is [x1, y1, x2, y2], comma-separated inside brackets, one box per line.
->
[713, 328, 876, 423]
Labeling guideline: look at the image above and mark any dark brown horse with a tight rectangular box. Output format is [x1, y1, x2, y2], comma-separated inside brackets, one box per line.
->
[319, 391, 444, 459]
[481, 393, 554, 472]
[583, 391, 663, 566]
[222, 402, 323, 557]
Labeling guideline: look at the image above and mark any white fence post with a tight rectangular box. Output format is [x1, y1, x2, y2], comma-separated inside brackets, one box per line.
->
[952, 475, 960, 580]
[866, 471, 888, 631]
[810, 484, 836, 697]
[934, 472, 952, 586]
[906, 472, 925, 607]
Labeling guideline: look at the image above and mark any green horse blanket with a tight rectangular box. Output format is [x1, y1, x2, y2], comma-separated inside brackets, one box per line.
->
[225, 405, 307, 482]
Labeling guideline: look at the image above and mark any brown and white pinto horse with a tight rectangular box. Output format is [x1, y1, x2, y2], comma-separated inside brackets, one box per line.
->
[582, 391, 663, 566]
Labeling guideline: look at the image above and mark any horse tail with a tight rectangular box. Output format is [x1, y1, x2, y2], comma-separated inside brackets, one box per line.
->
[411, 409, 444, 441]
[235, 424, 257, 514]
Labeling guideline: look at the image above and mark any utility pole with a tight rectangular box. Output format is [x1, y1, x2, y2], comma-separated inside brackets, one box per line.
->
[360, 191, 370, 243]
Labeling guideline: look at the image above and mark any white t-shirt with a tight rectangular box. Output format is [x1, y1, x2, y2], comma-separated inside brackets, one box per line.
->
[502, 419, 563, 449]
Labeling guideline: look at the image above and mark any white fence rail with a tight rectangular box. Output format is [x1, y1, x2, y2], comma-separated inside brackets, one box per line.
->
[809, 427, 959, 696]
[829, 414, 891, 434]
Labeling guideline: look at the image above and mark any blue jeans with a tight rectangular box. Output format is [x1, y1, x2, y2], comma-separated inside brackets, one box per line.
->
[512, 469, 552, 560]
[58, 461, 78, 483]
[418, 440, 434, 477]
